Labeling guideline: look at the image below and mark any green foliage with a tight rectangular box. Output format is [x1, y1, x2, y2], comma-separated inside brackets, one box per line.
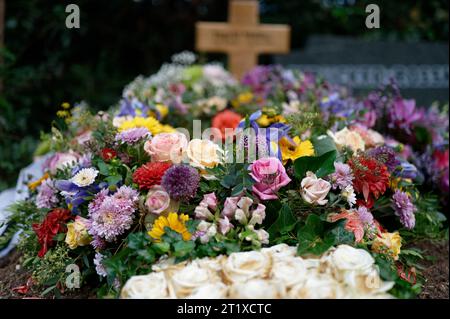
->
[294, 150, 337, 179]
[297, 214, 354, 256]
[267, 204, 297, 244]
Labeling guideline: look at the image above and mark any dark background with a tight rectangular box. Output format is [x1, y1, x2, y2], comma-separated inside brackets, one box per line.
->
[0, 0, 449, 190]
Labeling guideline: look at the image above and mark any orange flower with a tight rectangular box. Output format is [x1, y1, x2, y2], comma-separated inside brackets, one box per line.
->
[212, 110, 242, 140]
[329, 210, 364, 243]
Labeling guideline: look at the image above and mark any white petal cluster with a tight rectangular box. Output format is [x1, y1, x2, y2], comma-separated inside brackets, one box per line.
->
[121, 244, 394, 299]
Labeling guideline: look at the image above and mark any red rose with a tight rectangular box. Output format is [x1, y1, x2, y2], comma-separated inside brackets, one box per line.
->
[101, 148, 117, 161]
[32, 208, 72, 258]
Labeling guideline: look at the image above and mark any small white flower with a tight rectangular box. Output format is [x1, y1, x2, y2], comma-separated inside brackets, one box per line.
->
[71, 168, 99, 187]
[341, 185, 357, 207]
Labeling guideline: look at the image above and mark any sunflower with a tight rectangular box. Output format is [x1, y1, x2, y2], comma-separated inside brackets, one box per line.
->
[280, 136, 314, 164]
[148, 212, 192, 241]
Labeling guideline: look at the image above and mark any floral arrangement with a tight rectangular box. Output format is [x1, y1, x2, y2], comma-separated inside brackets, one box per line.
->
[1, 53, 448, 299]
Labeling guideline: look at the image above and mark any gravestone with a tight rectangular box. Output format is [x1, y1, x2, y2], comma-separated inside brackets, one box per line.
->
[196, 0, 291, 79]
[275, 35, 449, 106]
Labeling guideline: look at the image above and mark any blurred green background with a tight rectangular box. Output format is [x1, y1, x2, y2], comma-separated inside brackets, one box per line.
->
[0, 0, 448, 191]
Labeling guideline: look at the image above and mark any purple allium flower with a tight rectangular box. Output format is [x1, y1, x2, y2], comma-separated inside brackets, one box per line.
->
[115, 127, 151, 144]
[368, 146, 400, 172]
[87, 186, 138, 242]
[93, 252, 108, 277]
[161, 165, 200, 201]
[392, 190, 416, 229]
[36, 179, 59, 209]
[330, 162, 354, 190]
[357, 206, 374, 225]
[388, 98, 423, 134]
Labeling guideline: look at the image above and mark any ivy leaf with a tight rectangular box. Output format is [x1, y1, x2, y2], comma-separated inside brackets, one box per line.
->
[297, 214, 334, 256]
[152, 242, 170, 255]
[329, 220, 355, 245]
[267, 204, 297, 239]
[312, 135, 337, 156]
[294, 150, 337, 179]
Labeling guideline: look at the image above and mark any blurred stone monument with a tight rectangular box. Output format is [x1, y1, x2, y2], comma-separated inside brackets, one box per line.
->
[275, 35, 449, 106]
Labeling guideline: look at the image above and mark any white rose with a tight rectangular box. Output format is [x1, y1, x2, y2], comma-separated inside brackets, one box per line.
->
[271, 257, 308, 288]
[328, 127, 365, 152]
[300, 172, 332, 205]
[121, 272, 171, 299]
[288, 273, 347, 299]
[167, 262, 220, 298]
[340, 268, 395, 297]
[222, 251, 272, 284]
[228, 279, 286, 299]
[186, 283, 229, 299]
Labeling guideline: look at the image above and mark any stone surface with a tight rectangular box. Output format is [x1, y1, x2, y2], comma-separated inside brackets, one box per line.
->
[275, 35, 449, 106]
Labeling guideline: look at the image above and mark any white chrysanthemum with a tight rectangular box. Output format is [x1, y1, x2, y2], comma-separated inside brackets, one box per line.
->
[71, 168, 99, 187]
[341, 185, 357, 207]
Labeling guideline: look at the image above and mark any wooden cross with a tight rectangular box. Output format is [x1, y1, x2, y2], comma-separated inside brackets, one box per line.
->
[196, 0, 291, 79]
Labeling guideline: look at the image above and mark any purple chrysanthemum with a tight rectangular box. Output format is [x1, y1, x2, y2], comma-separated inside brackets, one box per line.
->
[357, 206, 374, 225]
[392, 190, 416, 229]
[88, 188, 110, 215]
[115, 127, 151, 144]
[368, 146, 400, 172]
[87, 186, 138, 242]
[330, 162, 354, 190]
[161, 165, 200, 201]
[36, 179, 59, 209]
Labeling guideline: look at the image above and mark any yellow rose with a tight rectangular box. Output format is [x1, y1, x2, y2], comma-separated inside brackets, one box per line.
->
[328, 127, 365, 153]
[372, 232, 402, 260]
[65, 216, 91, 249]
[186, 139, 222, 171]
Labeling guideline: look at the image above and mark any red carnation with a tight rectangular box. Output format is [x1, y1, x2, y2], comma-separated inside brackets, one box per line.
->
[101, 148, 117, 161]
[133, 162, 172, 190]
[349, 155, 390, 208]
[32, 208, 72, 258]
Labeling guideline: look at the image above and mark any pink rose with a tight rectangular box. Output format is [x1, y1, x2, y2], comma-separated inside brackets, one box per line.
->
[144, 132, 188, 163]
[44, 151, 80, 174]
[145, 185, 171, 215]
[300, 172, 331, 205]
[249, 157, 291, 200]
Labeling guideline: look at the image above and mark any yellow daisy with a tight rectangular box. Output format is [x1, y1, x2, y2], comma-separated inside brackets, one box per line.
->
[148, 212, 191, 242]
[280, 136, 314, 164]
[118, 116, 174, 135]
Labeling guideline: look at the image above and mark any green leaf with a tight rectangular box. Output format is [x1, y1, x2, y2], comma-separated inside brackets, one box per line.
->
[297, 214, 334, 256]
[267, 204, 297, 239]
[97, 161, 109, 175]
[173, 240, 195, 257]
[152, 242, 170, 254]
[294, 150, 337, 179]
[105, 174, 122, 186]
[312, 135, 337, 156]
[329, 220, 355, 245]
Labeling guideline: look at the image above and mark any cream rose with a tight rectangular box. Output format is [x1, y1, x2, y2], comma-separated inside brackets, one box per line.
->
[167, 262, 220, 298]
[228, 279, 286, 299]
[288, 273, 346, 299]
[144, 132, 188, 163]
[121, 272, 171, 299]
[186, 139, 222, 170]
[65, 216, 91, 249]
[328, 127, 365, 152]
[222, 251, 272, 284]
[300, 172, 331, 205]
[271, 257, 308, 288]
[261, 244, 297, 261]
[186, 283, 228, 299]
